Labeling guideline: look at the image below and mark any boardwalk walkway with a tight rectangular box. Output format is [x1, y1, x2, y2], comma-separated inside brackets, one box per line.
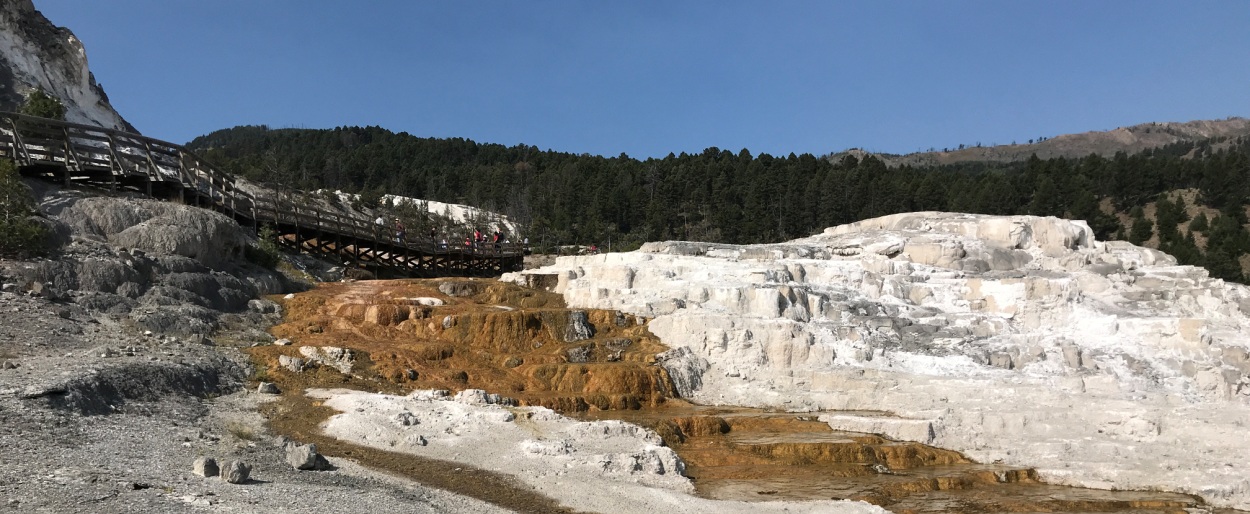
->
[0, 111, 524, 277]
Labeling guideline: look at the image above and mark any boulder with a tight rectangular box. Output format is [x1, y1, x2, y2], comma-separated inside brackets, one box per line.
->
[192, 456, 218, 478]
[248, 298, 280, 314]
[438, 281, 481, 297]
[284, 442, 331, 471]
[257, 382, 280, 394]
[395, 411, 419, 426]
[221, 460, 250, 484]
[298, 346, 354, 373]
[278, 355, 304, 373]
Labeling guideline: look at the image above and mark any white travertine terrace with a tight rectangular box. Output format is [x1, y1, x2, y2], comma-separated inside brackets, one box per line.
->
[506, 212, 1250, 509]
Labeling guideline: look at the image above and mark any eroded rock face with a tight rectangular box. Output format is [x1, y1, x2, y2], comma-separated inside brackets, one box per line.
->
[0, 0, 134, 130]
[48, 197, 247, 269]
[506, 212, 1250, 509]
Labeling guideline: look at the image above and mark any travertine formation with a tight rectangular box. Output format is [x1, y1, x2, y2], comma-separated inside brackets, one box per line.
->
[315, 388, 886, 514]
[506, 212, 1250, 509]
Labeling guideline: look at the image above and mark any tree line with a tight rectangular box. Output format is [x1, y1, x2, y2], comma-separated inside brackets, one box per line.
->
[186, 126, 1250, 281]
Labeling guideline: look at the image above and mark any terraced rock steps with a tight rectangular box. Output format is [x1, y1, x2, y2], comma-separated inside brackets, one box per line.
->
[577, 406, 1210, 513]
[255, 278, 1239, 513]
[252, 278, 676, 412]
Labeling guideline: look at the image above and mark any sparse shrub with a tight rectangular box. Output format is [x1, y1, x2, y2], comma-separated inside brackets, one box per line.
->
[357, 186, 385, 210]
[225, 421, 259, 441]
[0, 159, 48, 257]
[320, 189, 341, 207]
[245, 225, 282, 268]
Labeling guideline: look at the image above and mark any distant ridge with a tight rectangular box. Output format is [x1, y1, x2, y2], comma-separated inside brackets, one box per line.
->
[830, 117, 1250, 167]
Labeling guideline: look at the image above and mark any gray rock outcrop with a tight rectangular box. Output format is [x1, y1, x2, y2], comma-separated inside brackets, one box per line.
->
[563, 311, 594, 342]
[48, 197, 246, 269]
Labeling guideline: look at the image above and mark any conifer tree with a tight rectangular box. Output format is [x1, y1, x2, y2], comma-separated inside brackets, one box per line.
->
[0, 159, 47, 257]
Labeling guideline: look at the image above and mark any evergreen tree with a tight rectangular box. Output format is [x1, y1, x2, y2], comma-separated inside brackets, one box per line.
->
[1129, 216, 1154, 246]
[20, 89, 66, 120]
[0, 159, 48, 257]
[1204, 246, 1244, 282]
[1189, 212, 1209, 233]
[182, 124, 1250, 281]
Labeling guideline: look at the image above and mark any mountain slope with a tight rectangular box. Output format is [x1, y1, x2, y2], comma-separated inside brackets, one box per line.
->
[831, 117, 1250, 167]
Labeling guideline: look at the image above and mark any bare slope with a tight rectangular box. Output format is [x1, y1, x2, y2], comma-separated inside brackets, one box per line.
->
[833, 117, 1250, 167]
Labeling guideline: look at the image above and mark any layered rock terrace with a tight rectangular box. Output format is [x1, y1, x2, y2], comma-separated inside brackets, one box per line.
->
[507, 211, 1250, 509]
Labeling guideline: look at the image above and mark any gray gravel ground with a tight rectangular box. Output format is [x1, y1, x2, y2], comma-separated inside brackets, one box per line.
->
[0, 285, 506, 513]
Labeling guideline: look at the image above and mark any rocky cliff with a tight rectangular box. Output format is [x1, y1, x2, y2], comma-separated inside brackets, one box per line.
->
[507, 212, 1250, 509]
[0, 0, 134, 131]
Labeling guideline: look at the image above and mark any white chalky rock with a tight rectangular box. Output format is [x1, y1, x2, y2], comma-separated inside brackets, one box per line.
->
[311, 388, 881, 513]
[298, 346, 354, 373]
[506, 211, 1250, 510]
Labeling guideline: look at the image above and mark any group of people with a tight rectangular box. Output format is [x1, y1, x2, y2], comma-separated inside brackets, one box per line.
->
[461, 228, 506, 252]
[375, 216, 406, 243]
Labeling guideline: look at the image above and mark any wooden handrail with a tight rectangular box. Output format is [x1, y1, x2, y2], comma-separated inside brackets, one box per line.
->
[0, 112, 528, 274]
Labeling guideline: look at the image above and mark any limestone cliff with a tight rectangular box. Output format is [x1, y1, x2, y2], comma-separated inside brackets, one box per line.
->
[508, 212, 1250, 509]
[0, 0, 134, 131]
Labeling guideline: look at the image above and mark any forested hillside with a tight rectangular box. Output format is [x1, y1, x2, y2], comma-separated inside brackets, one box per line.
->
[186, 127, 1250, 281]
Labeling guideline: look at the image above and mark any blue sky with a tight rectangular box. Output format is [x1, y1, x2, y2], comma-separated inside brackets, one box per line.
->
[36, 1, 1250, 158]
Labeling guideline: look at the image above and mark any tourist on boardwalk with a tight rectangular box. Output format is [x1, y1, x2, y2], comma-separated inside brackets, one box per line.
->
[394, 218, 405, 243]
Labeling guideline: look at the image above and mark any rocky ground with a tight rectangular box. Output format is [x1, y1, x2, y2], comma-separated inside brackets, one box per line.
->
[0, 180, 511, 513]
[0, 273, 509, 513]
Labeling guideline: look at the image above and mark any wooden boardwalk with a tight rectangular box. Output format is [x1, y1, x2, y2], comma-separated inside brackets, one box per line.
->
[0, 111, 524, 277]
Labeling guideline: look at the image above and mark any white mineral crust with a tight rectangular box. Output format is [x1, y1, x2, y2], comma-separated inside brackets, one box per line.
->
[505, 211, 1250, 510]
[313, 388, 885, 513]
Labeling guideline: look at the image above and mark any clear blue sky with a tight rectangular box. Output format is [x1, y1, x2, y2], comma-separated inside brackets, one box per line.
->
[35, 1, 1250, 158]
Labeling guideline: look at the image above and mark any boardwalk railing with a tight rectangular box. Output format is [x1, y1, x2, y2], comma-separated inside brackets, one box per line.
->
[0, 111, 524, 277]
